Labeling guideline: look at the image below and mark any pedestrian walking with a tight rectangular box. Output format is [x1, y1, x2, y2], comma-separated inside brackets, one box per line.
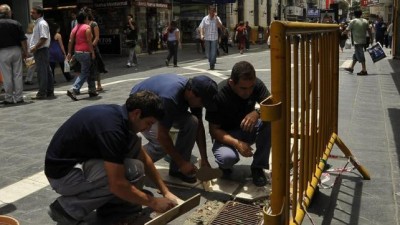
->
[199, 5, 224, 70]
[194, 27, 204, 53]
[387, 21, 393, 49]
[339, 22, 348, 52]
[24, 22, 36, 85]
[84, 7, 107, 92]
[235, 21, 247, 54]
[374, 17, 385, 45]
[29, 5, 54, 100]
[164, 21, 181, 67]
[245, 21, 251, 50]
[45, 91, 180, 224]
[66, 9, 97, 101]
[70, 11, 77, 30]
[49, 23, 73, 83]
[125, 14, 138, 68]
[344, 10, 371, 76]
[219, 26, 229, 54]
[0, 4, 28, 104]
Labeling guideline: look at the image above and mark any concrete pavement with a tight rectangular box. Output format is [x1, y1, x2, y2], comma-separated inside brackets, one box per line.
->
[0, 43, 399, 225]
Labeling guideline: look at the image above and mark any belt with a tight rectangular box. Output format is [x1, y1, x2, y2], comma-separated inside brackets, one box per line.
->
[75, 51, 91, 53]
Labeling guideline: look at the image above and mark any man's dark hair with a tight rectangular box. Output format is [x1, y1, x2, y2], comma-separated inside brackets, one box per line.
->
[127, 91, 164, 120]
[354, 10, 362, 18]
[32, 5, 44, 16]
[230, 61, 256, 84]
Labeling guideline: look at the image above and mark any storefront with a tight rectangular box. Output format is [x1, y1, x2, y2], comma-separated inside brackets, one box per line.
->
[134, 1, 170, 53]
[42, 0, 172, 54]
[179, 4, 208, 43]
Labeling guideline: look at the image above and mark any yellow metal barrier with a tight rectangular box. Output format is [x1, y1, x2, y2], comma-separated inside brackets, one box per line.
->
[260, 21, 371, 225]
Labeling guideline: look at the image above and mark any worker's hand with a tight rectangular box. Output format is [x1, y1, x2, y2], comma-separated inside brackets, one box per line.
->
[240, 111, 259, 132]
[179, 161, 198, 176]
[149, 197, 177, 213]
[164, 191, 183, 205]
[235, 140, 253, 157]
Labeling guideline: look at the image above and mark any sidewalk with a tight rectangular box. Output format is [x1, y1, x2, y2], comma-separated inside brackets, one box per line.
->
[302, 47, 400, 225]
[20, 43, 268, 93]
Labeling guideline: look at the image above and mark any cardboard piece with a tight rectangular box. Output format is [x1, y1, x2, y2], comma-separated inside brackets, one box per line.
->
[145, 194, 201, 225]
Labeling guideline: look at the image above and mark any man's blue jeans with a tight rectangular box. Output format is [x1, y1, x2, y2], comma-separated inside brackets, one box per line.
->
[204, 40, 218, 67]
[212, 120, 271, 169]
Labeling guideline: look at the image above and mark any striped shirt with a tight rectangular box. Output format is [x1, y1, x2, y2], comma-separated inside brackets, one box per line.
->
[199, 15, 222, 41]
[30, 17, 50, 49]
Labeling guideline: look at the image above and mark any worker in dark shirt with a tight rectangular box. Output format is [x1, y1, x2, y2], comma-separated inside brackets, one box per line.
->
[0, 4, 28, 104]
[130, 74, 218, 183]
[206, 61, 271, 186]
[45, 91, 180, 224]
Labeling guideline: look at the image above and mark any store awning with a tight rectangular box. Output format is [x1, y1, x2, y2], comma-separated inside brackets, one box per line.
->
[174, 0, 236, 3]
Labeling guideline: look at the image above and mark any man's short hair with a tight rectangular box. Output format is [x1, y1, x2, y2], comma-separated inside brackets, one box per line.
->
[0, 4, 11, 18]
[354, 10, 362, 18]
[230, 61, 256, 84]
[32, 5, 44, 16]
[127, 91, 164, 120]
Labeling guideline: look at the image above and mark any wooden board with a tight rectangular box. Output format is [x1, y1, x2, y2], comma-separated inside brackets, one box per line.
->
[144, 194, 201, 225]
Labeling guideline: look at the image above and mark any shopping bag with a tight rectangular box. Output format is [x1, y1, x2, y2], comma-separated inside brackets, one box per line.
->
[345, 39, 351, 49]
[25, 57, 35, 68]
[64, 60, 70, 73]
[367, 42, 386, 63]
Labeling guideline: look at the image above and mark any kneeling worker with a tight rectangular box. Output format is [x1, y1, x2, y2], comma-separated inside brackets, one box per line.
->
[206, 61, 272, 186]
[45, 91, 180, 224]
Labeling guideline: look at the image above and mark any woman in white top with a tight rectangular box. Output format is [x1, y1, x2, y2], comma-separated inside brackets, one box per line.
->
[163, 21, 181, 67]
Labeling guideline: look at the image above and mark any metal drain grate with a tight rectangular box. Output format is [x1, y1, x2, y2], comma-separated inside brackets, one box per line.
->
[209, 201, 263, 225]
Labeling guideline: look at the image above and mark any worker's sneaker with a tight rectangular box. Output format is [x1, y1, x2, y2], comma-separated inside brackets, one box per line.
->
[48, 200, 86, 225]
[251, 167, 267, 187]
[169, 170, 197, 183]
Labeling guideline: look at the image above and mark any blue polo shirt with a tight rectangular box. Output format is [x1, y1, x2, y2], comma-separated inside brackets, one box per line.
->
[45, 104, 140, 179]
[130, 74, 201, 128]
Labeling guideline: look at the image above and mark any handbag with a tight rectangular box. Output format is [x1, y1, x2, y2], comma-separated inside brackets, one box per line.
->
[64, 60, 70, 73]
[367, 42, 386, 63]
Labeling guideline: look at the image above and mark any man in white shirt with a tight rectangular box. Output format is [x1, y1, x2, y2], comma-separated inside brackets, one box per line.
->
[199, 5, 224, 70]
[29, 5, 54, 99]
